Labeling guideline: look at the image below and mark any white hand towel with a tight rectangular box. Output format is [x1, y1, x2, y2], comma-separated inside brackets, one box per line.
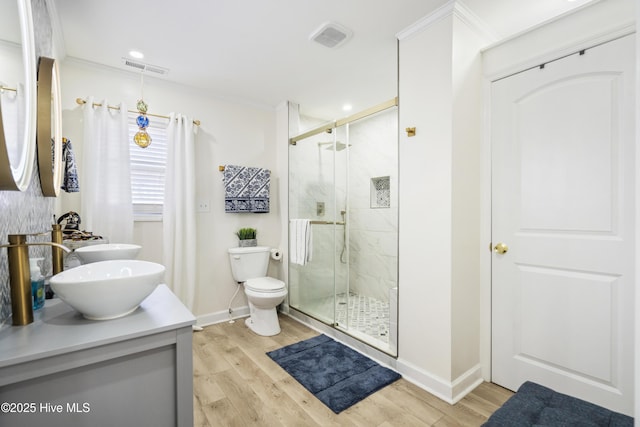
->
[290, 219, 312, 265]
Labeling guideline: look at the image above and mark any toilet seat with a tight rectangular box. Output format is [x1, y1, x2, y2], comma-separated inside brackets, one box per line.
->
[244, 276, 285, 293]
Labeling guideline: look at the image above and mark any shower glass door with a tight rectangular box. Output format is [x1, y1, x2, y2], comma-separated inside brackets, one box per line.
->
[288, 123, 340, 325]
[288, 101, 398, 356]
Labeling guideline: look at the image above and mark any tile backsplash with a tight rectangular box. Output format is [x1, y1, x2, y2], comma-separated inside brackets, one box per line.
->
[0, 169, 54, 324]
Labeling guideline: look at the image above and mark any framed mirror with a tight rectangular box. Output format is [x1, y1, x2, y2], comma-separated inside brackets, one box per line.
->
[0, 0, 37, 191]
[37, 57, 62, 197]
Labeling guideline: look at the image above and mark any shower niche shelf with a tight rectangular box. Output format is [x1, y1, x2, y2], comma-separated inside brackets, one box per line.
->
[370, 176, 390, 208]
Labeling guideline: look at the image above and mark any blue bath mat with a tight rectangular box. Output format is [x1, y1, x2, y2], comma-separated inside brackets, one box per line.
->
[483, 381, 634, 427]
[267, 334, 401, 413]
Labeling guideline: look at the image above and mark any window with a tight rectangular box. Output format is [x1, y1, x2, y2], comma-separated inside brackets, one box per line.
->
[128, 113, 169, 220]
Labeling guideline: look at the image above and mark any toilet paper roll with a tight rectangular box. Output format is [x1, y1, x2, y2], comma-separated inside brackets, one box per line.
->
[270, 248, 282, 261]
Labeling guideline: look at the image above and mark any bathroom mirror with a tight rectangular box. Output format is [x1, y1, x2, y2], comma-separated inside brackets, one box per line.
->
[0, 0, 37, 191]
[37, 56, 63, 197]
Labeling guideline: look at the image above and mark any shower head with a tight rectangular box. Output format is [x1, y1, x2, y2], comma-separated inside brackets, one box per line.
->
[318, 141, 349, 151]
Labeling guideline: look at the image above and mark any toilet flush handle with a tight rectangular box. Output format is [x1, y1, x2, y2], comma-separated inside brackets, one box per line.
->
[233, 255, 240, 260]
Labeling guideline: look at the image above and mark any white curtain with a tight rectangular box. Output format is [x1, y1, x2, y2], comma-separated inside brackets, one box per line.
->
[163, 113, 197, 311]
[81, 97, 133, 243]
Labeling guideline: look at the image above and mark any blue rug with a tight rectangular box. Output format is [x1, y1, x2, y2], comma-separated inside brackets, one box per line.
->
[267, 334, 401, 413]
[483, 381, 634, 427]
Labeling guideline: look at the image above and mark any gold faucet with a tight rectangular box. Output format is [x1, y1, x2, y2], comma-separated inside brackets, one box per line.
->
[51, 224, 64, 275]
[0, 225, 72, 326]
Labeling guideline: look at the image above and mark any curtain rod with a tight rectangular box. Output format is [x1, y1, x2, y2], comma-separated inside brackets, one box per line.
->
[75, 98, 201, 126]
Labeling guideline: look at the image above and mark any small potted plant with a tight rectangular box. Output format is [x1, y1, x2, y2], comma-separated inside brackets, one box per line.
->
[236, 227, 257, 247]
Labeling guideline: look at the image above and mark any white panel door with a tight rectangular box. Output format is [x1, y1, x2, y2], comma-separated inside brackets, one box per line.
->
[491, 34, 635, 415]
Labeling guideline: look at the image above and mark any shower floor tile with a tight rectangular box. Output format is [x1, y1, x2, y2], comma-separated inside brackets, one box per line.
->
[314, 292, 390, 344]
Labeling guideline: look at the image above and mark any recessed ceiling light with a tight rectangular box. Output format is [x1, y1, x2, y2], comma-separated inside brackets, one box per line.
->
[342, 104, 353, 112]
[129, 50, 144, 59]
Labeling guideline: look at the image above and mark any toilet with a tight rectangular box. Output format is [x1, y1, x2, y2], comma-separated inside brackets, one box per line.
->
[228, 246, 287, 336]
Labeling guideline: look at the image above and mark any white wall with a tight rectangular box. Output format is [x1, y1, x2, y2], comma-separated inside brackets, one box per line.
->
[482, 0, 635, 79]
[57, 59, 282, 321]
[450, 14, 484, 381]
[398, 14, 454, 387]
[395, 0, 492, 403]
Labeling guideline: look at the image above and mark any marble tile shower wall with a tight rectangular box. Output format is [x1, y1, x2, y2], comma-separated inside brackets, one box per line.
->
[0, 0, 54, 324]
[347, 110, 398, 301]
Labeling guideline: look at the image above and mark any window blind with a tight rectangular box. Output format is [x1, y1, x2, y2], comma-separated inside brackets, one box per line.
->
[128, 113, 169, 220]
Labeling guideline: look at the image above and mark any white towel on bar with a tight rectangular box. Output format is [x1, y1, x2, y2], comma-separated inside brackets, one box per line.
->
[289, 219, 312, 266]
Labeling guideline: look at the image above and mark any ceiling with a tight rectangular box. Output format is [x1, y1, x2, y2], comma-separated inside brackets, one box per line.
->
[51, 0, 596, 121]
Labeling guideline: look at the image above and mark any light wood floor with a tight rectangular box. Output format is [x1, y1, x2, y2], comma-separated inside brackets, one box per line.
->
[193, 314, 513, 427]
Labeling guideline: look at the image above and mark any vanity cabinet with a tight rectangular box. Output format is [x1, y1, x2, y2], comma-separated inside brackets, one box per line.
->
[0, 285, 195, 427]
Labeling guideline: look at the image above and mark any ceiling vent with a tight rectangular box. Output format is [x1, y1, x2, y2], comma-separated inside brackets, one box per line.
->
[121, 58, 169, 75]
[309, 22, 353, 48]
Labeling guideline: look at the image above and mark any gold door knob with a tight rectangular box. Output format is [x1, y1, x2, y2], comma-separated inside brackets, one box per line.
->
[493, 243, 509, 254]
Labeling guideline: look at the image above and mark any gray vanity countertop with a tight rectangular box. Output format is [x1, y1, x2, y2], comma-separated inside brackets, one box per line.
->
[0, 284, 195, 369]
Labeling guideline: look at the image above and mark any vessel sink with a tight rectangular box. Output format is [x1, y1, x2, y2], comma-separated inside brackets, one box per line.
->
[50, 260, 165, 320]
[75, 243, 141, 264]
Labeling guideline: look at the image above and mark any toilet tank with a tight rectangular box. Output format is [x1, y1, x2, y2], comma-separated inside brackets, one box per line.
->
[228, 246, 270, 282]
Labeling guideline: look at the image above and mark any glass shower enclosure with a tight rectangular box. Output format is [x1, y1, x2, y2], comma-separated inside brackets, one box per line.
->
[288, 99, 398, 355]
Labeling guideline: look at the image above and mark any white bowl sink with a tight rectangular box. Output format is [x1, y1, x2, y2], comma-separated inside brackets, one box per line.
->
[75, 243, 141, 264]
[50, 260, 165, 320]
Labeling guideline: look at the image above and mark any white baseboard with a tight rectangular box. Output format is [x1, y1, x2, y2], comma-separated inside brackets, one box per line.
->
[197, 301, 292, 327]
[397, 358, 483, 404]
[196, 306, 250, 328]
[451, 364, 484, 403]
[396, 358, 453, 402]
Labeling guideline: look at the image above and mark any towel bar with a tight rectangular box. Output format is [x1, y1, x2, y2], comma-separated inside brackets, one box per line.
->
[309, 220, 345, 225]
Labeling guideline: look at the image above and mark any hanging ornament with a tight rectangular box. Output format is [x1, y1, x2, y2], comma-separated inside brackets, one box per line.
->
[133, 75, 152, 148]
[134, 99, 151, 148]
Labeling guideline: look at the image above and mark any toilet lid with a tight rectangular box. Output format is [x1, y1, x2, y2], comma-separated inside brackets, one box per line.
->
[245, 277, 285, 292]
